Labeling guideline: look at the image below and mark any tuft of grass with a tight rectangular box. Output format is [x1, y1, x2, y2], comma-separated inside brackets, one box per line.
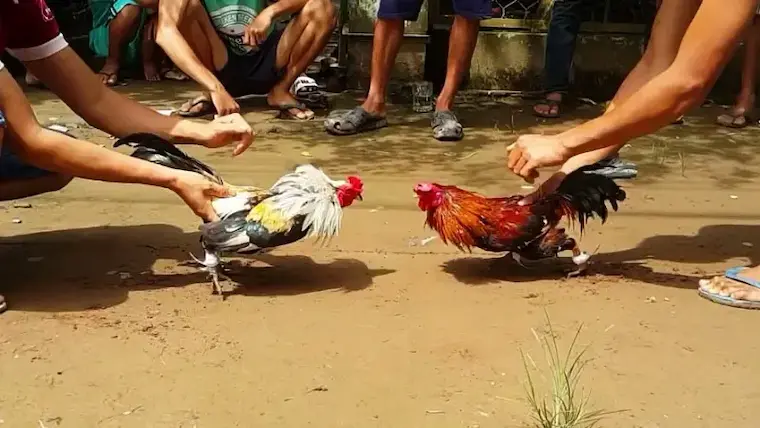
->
[520, 313, 624, 428]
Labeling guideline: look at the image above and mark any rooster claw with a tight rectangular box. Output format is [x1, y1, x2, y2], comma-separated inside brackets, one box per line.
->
[566, 264, 588, 278]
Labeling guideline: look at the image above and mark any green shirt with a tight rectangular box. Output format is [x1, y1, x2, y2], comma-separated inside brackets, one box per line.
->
[202, 0, 270, 56]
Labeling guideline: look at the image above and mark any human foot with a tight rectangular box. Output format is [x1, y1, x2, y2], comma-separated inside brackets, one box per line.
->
[533, 92, 563, 118]
[98, 60, 120, 86]
[698, 265, 760, 309]
[0, 294, 6, 314]
[144, 61, 161, 82]
[267, 90, 315, 121]
[717, 107, 753, 128]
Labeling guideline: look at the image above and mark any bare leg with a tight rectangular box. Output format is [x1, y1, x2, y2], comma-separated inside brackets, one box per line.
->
[267, 0, 337, 119]
[718, 16, 760, 127]
[98, 4, 143, 86]
[173, 0, 230, 115]
[436, 16, 479, 111]
[142, 15, 161, 81]
[360, 19, 405, 117]
[0, 174, 73, 201]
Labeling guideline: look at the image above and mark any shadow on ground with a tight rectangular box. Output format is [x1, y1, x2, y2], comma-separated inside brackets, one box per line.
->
[441, 224, 760, 288]
[0, 224, 390, 313]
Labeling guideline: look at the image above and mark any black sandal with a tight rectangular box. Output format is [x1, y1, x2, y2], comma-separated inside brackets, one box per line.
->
[533, 97, 562, 118]
[177, 95, 216, 118]
[273, 102, 315, 121]
[0, 294, 7, 314]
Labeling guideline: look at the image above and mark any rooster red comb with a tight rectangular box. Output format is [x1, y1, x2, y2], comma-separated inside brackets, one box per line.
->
[346, 176, 364, 191]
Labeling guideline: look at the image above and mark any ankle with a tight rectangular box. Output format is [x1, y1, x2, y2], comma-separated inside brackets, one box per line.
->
[362, 96, 385, 114]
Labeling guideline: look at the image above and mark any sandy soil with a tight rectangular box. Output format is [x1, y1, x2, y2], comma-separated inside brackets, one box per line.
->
[1, 82, 760, 427]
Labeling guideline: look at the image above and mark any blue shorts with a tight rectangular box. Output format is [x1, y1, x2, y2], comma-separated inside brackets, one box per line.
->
[0, 144, 53, 180]
[377, 0, 492, 21]
[0, 111, 53, 180]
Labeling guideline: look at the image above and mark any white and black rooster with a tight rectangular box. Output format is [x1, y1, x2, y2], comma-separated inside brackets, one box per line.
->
[114, 134, 364, 296]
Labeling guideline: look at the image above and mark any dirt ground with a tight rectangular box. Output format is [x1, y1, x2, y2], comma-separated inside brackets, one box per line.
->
[1, 82, 760, 428]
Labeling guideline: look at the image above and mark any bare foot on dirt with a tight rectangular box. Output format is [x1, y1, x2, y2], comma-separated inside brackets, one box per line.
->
[267, 89, 314, 121]
[699, 265, 760, 303]
[144, 61, 161, 82]
[98, 60, 120, 86]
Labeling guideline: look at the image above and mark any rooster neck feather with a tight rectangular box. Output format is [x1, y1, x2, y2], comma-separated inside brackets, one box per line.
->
[265, 165, 343, 243]
[427, 186, 523, 252]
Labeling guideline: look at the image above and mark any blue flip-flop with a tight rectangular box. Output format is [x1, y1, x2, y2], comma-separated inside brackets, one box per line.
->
[698, 267, 760, 310]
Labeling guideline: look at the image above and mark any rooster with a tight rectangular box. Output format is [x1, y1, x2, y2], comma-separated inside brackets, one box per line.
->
[114, 134, 364, 295]
[413, 167, 626, 276]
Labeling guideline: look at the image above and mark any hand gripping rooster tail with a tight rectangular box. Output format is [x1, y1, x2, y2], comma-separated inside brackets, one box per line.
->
[114, 133, 364, 297]
[413, 168, 626, 276]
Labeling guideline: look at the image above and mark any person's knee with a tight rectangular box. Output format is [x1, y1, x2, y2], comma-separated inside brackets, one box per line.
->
[50, 174, 73, 192]
[114, 4, 142, 25]
[302, 0, 337, 29]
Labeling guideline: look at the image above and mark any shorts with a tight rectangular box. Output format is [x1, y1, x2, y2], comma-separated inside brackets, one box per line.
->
[377, 0, 492, 21]
[215, 28, 286, 98]
[0, 145, 53, 181]
[89, 0, 147, 65]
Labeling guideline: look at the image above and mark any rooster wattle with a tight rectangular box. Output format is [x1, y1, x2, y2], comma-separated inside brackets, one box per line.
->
[114, 134, 363, 296]
[413, 168, 626, 276]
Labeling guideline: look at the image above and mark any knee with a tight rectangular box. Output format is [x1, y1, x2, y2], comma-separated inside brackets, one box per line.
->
[115, 4, 142, 23]
[47, 174, 73, 193]
[303, 0, 337, 29]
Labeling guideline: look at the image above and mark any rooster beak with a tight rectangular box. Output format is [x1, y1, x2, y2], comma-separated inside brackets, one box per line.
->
[357, 194, 363, 201]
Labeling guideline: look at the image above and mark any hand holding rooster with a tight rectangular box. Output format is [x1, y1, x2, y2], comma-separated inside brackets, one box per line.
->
[506, 134, 573, 182]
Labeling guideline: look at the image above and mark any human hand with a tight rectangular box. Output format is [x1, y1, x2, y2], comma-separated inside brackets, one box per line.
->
[517, 171, 567, 206]
[201, 113, 255, 156]
[169, 170, 235, 222]
[242, 11, 273, 46]
[210, 88, 240, 116]
[506, 134, 572, 182]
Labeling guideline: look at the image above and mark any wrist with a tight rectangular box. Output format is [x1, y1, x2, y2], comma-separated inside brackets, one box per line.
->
[170, 120, 212, 146]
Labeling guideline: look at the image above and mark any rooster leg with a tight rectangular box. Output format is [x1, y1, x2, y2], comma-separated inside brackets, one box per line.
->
[567, 246, 591, 278]
[190, 248, 227, 297]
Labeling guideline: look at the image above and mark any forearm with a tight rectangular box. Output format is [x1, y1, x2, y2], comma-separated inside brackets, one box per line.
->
[155, 26, 225, 93]
[263, 0, 308, 18]
[24, 48, 208, 145]
[557, 0, 752, 156]
[9, 127, 179, 188]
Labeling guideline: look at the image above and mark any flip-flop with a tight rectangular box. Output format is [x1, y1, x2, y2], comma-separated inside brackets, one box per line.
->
[0, 294, 7, 314]
[162, 69, 189, 81]
[324, 107, 387, 135]
[697, 267, 760, 310]
[273, 103, 314, 121]
[533, 98, 561, 119]
[431, 110, 464, 141]
[177, 96, 216, 118]
[716, 112, 752, 128]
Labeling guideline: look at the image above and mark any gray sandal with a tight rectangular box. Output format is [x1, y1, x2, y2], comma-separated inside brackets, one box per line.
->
[324, 107, 388, 136]
[432, 110, 463, 141]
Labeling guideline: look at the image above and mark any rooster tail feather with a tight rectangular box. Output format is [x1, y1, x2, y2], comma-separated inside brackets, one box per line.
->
[114, 133, 224, 184]
[553, 168, 627, 232]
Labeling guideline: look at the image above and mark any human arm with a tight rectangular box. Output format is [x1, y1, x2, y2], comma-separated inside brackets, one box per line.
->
[242, 0, 308, 45]
[23, 47, 251, 151]
[0, 68, 228, 220]
[507, 0, 755, 179]
[155, 0, 239, 115]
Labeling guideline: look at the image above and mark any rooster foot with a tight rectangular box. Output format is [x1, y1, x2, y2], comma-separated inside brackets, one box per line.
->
[567, 250, 590, 278]
[190, 250, 228, 299]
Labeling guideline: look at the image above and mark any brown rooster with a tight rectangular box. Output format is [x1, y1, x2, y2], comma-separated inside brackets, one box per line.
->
[413, 167, 626, 276]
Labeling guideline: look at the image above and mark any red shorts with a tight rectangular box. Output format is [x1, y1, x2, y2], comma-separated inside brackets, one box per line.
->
[0, 0, 68, 70]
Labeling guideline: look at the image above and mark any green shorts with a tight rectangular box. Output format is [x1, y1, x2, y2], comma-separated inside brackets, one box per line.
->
[88, 0, 147, 65]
